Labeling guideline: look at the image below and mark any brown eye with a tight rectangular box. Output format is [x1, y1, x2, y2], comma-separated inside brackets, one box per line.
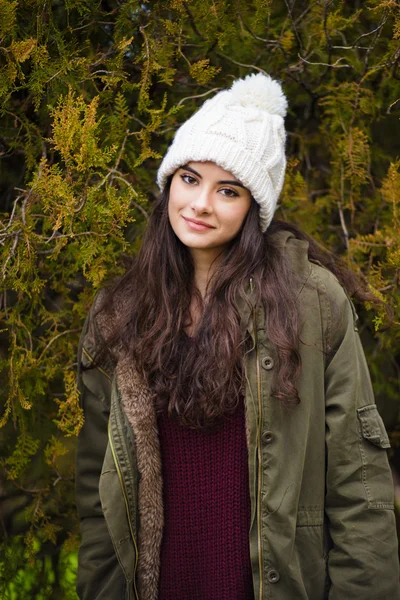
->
[220, 187, 239, 198]
[181, 174, 197, 185]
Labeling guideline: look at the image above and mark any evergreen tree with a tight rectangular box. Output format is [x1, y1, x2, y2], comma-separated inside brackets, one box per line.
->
[0, 1, 399, 597]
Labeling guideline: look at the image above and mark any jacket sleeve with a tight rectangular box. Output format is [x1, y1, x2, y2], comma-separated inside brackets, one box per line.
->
[323, 284, 400, 599]
[75, 311, 126, 600]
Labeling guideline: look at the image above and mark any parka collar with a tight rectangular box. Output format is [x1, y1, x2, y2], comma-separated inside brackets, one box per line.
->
[236, 229, 312, 343]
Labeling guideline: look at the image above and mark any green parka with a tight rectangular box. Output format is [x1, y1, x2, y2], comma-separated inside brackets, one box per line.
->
[75, 230, 400, 600]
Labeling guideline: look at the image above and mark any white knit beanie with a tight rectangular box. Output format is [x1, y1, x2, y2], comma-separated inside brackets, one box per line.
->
[156, 72, 288, 232]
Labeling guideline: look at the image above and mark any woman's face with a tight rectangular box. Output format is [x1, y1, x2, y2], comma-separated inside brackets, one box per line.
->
[168, 161, 252, 258]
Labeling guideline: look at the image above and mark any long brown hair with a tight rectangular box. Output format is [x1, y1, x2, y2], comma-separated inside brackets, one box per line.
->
[99, 178, 377, 428]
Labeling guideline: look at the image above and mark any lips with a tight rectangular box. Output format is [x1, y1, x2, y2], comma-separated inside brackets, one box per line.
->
[182, 216, 215, 231]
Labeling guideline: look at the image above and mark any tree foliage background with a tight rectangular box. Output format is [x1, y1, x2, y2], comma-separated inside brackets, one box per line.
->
[0, 0, 399, 597]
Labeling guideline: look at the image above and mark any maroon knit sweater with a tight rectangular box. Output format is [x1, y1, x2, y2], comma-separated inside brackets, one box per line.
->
[157, 400, 254, 600]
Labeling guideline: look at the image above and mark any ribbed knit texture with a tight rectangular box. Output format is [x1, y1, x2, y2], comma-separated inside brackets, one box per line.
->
[157, 400, 254, 600]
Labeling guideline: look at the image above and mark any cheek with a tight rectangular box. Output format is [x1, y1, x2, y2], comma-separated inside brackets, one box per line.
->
[168, 178, 188, 214]
[167, 200, 180, 235]
[222, 203, 251, 231]
[168, 184, 180, 219]
[167, 185, 188, 238]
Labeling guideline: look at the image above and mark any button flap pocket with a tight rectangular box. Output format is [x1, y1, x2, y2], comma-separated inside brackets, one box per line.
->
[357, 404, 390, 449]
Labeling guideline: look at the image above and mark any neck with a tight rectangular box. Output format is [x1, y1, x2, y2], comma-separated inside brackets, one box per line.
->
[190, 248, 224, 298]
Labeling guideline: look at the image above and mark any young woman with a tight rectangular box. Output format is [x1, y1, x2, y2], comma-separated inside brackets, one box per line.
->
[75, 74, 400, 600]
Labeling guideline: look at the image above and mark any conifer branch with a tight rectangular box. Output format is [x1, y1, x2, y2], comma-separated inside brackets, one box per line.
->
[214, 51, 267, 74]
[3, 470, 50, 495]
[1, 193, 21, 231]
[236, 13, 278, 45]
[339, 164, 350, 251]
[2, 232, 20, 279]
[37, 329, 80, 363]
[352, 21, 386, 45]
[1, 0, 399, 582]
[283, 0, 304, 52]
[176, 87, 221, 107]
[183, 3, 205, 40]
[298, 54, 353, 69]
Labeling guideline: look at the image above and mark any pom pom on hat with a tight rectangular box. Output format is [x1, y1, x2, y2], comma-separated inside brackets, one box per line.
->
[157, 72, 288, 232]
[230, 73, 288, 118]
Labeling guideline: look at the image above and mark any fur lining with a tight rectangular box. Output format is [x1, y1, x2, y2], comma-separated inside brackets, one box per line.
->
[96, 290, 163, 600]
[93, 282, 264, 598]
[117, 357, 163, 600]
[86, 229, 317, 598]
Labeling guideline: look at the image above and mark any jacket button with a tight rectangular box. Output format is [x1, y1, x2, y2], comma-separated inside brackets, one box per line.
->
[261, 356, 274, 370]
[262, 431, 273, 444]
[267, 569, 280, 583]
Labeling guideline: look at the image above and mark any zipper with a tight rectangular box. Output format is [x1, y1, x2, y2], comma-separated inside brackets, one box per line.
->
[250, 277, 263, 599]
[82, 346, 140, 598]
[82, 346, 111, 381]
[254, 305, 263, 600]
[108, 414, 140, 600]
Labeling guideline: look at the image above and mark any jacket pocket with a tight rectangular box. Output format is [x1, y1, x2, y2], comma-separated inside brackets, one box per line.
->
[357, 404, 390, 448]
[356, 404, 394, 509]
[294, 512, 330, 600]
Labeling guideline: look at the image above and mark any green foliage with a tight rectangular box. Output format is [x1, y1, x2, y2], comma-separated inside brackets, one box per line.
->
[4, 433, 40, 480]
[190, 59, 222, 85]
[0, 0, 399, 593]
[1, 537, 78, 599]
[50, 92, 117, 172]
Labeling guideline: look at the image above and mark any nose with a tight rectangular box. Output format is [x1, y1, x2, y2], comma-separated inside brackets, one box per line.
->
[190, 186, 213, 215]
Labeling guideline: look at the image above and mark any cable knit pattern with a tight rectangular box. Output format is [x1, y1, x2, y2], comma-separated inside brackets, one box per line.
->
[157, 399, 254, 600]
[157, 73, 287, 232]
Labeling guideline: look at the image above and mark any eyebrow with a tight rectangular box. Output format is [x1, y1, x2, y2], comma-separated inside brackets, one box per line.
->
[180, 164, 246, 189]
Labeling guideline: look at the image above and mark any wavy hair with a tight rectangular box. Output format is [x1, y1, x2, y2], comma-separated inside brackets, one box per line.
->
[99, 178, 377, 428]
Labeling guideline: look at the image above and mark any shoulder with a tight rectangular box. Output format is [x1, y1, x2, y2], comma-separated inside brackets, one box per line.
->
[81, 290, 107, 352]
[79, 288, 117, 376]
[270, 228, 358, 354]
[270, 229, 343, 294]
[270, 228, 351, 302]
[310, 261, 358, 356]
